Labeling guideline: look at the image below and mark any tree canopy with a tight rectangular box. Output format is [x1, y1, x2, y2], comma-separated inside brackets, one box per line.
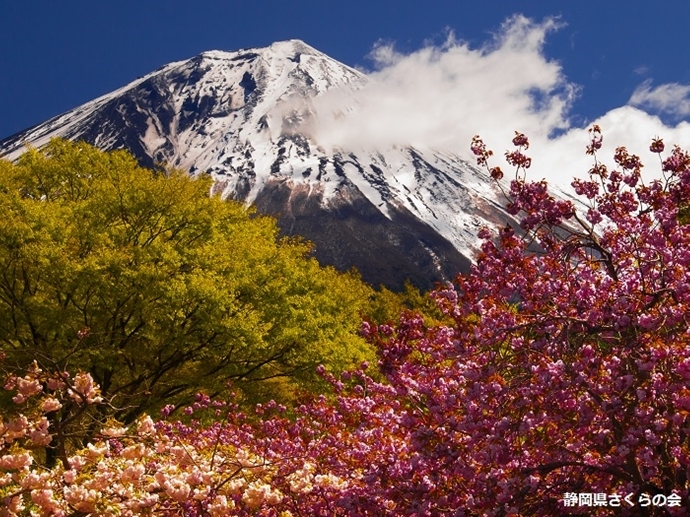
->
[3, 130, 688, 515]
[0, 139, 378, 420]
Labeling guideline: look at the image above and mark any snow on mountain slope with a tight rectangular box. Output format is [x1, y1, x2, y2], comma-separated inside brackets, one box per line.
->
[0, 40, 518, 289]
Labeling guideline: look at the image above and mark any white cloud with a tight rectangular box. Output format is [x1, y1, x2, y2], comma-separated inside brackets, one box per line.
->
[299, 15, 690, 192]
[629, 79, 690, 119]
[531, 107, 690, 196]
[303, 15, 575, 151]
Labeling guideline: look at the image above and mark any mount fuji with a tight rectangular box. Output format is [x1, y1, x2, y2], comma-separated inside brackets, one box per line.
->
[0, 40, 518, 290]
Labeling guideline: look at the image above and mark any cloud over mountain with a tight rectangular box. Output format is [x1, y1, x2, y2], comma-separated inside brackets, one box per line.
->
[301, 15, 690, 192]
[304, 15, 574, 152]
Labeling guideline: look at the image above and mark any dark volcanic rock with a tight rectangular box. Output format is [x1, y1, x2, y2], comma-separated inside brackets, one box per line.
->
[252, 179, 470, 291]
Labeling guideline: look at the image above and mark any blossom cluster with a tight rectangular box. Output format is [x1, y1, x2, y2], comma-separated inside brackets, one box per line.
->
[0, 367, 290, 516]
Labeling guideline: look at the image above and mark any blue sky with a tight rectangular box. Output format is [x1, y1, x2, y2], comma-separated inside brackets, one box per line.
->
[2, 1, 690, 186]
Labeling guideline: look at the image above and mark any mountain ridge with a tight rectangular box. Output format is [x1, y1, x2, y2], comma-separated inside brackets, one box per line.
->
[0, 39, 517, 290]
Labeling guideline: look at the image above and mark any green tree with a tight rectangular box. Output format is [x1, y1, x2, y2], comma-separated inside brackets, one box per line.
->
[0, 140, 376, 422]
[366, 280, 452, 328]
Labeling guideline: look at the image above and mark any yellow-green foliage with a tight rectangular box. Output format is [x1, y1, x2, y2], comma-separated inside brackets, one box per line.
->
[0, 140, 378, 420]
[366, 280, 451, 327]
[680, 204, 690, 225]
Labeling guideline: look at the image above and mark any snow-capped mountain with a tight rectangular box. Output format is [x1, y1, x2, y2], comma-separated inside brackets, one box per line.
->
[0, 40, 517, 290]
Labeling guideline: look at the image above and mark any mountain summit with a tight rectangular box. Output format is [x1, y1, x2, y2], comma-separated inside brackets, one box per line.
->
[0, 40, 517, 289]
